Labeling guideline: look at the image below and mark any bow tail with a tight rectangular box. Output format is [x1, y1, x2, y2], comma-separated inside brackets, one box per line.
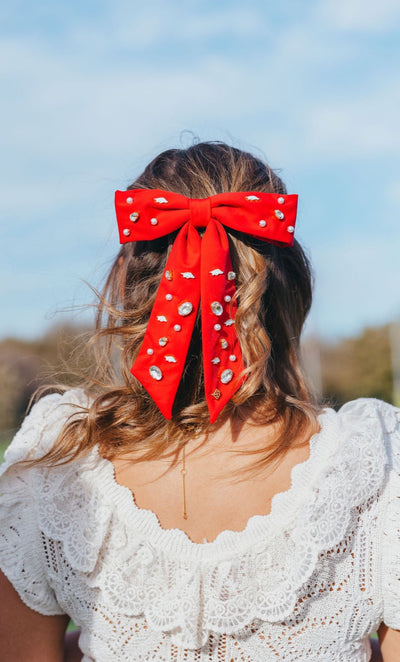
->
[131, 223, 201, 419]
[201, 220, 246, 423]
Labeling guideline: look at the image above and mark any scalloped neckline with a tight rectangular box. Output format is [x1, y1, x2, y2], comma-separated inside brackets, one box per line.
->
[96, 407, 336, 557]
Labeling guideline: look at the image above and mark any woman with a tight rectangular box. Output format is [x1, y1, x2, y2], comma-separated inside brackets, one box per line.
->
[0, 142, 399, 660]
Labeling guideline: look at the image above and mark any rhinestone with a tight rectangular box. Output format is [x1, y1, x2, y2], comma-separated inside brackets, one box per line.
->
[259, 220, 267, 227]
[224, 319, 234, 326]
[149, 365, 163, 381]
[164, 355, 177, 363]
[212, 388, 221, 400]
[245, 195, 259, 201]
[227, 271, 236, 281]
[211, 301, 223, 316]
[157, 315, 167, 322]
[181, 272, 195, 279]
[129, 212, 139, 222]
[214, 323, 222, 331]
[211, 357, 220, 364]
[154, 197, 168, 204]
[122, 228, 131, 236]
[229, 354, 237, 362]
[165, 270, 173, 281]
[210, 268, 224, 276]
[275, 210, 285, 220]
[165, 294, 173, 301]
[126, 196, 133, 204]
[224, 295, 231, 302]
[277, 196, 285, 204]
[220, 338, 228, 349]
[174, 324, 182, 332]
[178, 302, 193, 316]
[287, 225, 295, 234]
[158, 337, 168, 347]
[220, 369, 233, 384]
[146, 348, 154, 355]
[150, 217, 158, 226]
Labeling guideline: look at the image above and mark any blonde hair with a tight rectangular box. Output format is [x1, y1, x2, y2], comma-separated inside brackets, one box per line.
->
[35, 142, 321, 470]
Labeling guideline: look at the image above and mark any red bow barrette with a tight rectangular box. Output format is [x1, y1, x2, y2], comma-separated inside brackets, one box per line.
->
[115, 188, 298, 422]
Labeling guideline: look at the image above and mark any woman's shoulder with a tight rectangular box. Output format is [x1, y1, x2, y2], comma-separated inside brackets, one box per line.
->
[1, 388, 91, 471]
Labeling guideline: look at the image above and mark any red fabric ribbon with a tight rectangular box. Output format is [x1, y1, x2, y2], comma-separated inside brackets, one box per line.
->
[115, 188, 298, 422]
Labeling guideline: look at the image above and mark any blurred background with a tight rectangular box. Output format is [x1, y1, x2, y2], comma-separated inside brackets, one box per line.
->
[1, 0, 400, 457]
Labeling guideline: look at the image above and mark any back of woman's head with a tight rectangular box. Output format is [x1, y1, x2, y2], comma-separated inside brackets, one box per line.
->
[50, 141, 319, 466]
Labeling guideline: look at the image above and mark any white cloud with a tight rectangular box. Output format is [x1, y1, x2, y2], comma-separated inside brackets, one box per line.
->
[320, 0, 400, 32]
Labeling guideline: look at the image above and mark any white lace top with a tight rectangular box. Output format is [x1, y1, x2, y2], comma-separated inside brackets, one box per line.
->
[0, 389, 399, 661]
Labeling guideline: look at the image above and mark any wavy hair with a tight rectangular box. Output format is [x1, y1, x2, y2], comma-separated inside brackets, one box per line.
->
[34, 141, 321, 470]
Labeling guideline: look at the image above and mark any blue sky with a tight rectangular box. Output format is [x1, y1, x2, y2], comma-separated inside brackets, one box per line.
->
[1, 0, 399, 340]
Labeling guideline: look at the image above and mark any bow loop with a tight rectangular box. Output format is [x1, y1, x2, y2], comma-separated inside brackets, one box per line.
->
[115, 188, 298, 421]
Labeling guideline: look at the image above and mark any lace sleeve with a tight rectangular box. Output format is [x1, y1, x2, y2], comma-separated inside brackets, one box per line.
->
[0, 392, 84, 615]
[381, 405, 400, 630]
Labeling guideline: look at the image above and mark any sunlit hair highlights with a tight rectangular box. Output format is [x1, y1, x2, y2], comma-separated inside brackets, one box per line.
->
[39, 142, 321, 469]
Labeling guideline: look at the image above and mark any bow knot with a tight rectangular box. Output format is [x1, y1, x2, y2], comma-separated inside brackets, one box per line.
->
[115, 188, 298, 422]
[189, 197, 212, 228]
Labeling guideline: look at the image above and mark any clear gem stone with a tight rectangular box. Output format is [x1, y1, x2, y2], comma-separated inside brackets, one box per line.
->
[224, 319, 234, 326]
[210, 268, 224, 276]
[154, 197, 168, 203]
[129, 212, 139, 222]
[211, 301, 223, 316]
[245, 195, 259, 201]
[227, 271, 236, 281]
[150, 218, 158, 225]
[220, 369, 233, 384]
[214, 323, 221, 331]
[174, 324, 182, 332]
[149, 365, 163, 381]
[224, 295, 231, 302]
[275, 210, 285, 220]
[259, 220, 266, 227]
[146, 348, 154, 355]
[158, 337, 168, 347]
[277, 196, 285, 204]
[178, 302, 193, 316]
[211, 357, 220, 364]
[157, 315, 167, 322]
[220, 339, 228, 349]
[287, 225, 295, 233]
[229, 354, 237, 362]
[126, 196, 133, 204]
[164, 355, 177, 363]
[165, 294, 173, 301]
[165, 270, 173, 280]
[181, 272, 195, 279]
[123, 228, 131, 236]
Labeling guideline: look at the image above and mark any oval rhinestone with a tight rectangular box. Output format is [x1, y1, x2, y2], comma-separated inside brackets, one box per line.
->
[220, 369, 233, 384]
[227, 271, 236, 281]
[220, 338, 228, 349]
[165, 270, 173, 280]
[229, 354, 237, 362]
[165, 294, 173, 301]
[259, 220, 266, 227]
[149, 365, 163, 381]
[277, 196, 285, 204]
[211, 301, 223, 316]
[158, 337, 168, 347]
[123, 228, 131, 236]
[224, 295, 231, 303]
[150, 218, 158, 225]
[130, 212, 139, 222]
[287, 225, 295, 233]
[174, 324, 182, 332]
[275, 210, 285, 220]
[126, 197, 133, 204]
[178, 302, 193, 316]
[214, 323, 222, 331]
[146, 348, 154, 355]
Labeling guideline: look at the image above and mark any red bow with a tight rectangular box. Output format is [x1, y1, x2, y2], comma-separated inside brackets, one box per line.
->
[115, 188, 298, 422]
